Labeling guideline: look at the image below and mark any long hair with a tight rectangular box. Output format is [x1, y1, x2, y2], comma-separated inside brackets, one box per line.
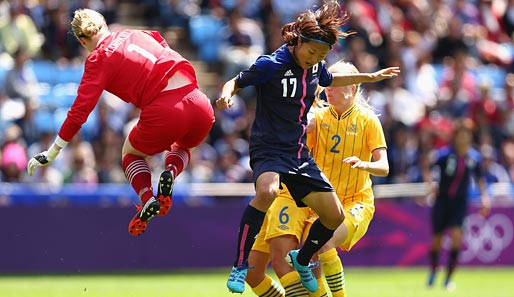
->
[281, 1, 353, 47]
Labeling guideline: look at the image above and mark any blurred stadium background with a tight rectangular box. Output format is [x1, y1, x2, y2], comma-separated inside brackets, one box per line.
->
[1, 0, 514, 296]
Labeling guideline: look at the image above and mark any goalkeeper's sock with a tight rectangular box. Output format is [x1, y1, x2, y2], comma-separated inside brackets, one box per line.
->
[122, 154, 153, 203]
[251, 274, 285, 297]
[164, 145, 190, 177]
[233, 205, 265, 267]
[280, 271, 309, 297]
[319, 248, 345, 297]
[308, 278, 328, 297]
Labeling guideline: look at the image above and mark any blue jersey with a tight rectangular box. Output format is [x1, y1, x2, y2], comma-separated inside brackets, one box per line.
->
[433, 146, 484, 203]
[236, 44, 333, 159]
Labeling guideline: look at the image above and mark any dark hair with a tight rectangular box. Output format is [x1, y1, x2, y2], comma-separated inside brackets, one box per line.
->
[281, 1, 352, 48]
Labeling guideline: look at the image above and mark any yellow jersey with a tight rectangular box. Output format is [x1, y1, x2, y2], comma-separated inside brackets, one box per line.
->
[307, 103, 387, 204]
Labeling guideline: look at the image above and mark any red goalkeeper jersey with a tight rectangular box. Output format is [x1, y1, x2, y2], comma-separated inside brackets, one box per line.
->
[58, 29, 197, 142]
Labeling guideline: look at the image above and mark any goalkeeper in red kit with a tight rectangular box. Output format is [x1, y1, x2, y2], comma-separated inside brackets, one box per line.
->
[26, 8, 215, 236]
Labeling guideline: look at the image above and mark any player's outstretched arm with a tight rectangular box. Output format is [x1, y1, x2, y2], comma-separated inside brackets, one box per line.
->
[331, 66, 400, 87]
[27, 135, 68, 176]
[216, 77, 240, 110]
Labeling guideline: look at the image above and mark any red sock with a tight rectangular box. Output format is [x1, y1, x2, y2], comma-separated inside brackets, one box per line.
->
[122, 154, 153, 203]
[164, 145, 191, 177]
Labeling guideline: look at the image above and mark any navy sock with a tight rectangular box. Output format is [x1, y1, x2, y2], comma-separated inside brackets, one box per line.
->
[233, 205, 266, 267]
[429, 249, 439, 273]
[297, 219, 335, 266]
[446, 249, 459, 283]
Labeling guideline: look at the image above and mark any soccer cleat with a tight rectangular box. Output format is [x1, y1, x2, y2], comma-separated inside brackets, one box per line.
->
[128, 197, 160, 236]
[156, 170, 174, 216]
[227, 262, 250, 293]
[285, 249, 318, 292]
[445, 279, 456, 292]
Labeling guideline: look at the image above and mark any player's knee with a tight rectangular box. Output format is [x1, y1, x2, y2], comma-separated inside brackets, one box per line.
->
[255, 186, 279, 206]
[323, 208, 345, 230]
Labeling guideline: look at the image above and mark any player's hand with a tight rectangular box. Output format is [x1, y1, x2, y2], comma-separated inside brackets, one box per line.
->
[370, 66, 401, 82]
[343, 156, 367, 169]
[216, 95, 234, 110]
[27, 151, 57, 176]
[479, 194, 491, 217]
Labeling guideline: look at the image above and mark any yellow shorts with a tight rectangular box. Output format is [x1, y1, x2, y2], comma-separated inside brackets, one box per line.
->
[338, 199, 375, 251]
[252, 192, 312, 254]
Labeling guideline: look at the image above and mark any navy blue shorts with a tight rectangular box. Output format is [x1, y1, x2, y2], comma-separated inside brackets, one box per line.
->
[250, 153, 334, 207]
[431, 198, 468, 234]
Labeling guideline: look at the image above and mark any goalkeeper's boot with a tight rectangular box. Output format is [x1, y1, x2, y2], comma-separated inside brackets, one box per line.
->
[227, 261, 251, 294]
[156, 170, 174, 216]
[128, 197, 160, 236]
[285, 249, 318, 292]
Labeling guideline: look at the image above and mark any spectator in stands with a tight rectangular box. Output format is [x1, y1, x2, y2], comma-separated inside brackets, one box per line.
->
[480, 143, 511, 184]
[4, 47, 39, 144]
[500, 139, 514, 184]
[436, 48, 478, 118]
[63, 144, 98, 184]
[1, 124, 27, 182]
[217, 1, 400, 293]
[218, 9, 265, 80]
[502, 73, 514, 137]
[0, 2, 42, 57]
[423, 118, 490, 291]
[26, 9, 215, 238]
[387, 121, 421, 183]
[469, 78, 505, 147]
[40, 5, 81, 62]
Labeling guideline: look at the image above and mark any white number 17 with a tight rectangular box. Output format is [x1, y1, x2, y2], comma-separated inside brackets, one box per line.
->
[281, 78, 297, 98]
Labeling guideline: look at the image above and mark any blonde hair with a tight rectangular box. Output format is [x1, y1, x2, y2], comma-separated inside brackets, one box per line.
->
[71, 9, 106, 38]
[327, 60, 377, 113]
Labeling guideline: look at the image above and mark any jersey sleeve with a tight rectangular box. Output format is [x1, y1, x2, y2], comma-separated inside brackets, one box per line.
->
[235, 55, 275, 88]
[366, 112, 387, 152]
[142, 30, 170, 49]
[57, 53, 106, 142]
[318, 61, 333, 87]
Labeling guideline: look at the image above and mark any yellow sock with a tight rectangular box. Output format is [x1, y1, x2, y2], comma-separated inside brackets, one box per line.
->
[319, 248, 345, 297]
[252, 274, 285, 297]
[308, 278, 328, 297]
[280, 271, 309, 297]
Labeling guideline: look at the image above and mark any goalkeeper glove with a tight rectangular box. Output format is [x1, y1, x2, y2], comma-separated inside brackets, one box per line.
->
[27, 136, 68, 176]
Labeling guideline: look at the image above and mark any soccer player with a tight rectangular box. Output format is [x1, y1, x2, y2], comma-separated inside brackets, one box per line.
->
[216, 1, 399, 293]
[246, 60, 389, 297]
[26, 9, 215, 236]
[424, 118, 490, 291]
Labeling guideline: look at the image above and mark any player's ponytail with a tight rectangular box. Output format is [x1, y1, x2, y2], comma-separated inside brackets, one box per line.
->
[71, 8, 105, 38]
[282, 1, 353, 47]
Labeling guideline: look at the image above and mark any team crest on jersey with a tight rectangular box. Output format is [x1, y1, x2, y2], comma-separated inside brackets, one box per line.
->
[312, 63, 318, 74]
[321, 123, 330, 129]
[284, 69, 294, 77]
[347, 123, 358, 135]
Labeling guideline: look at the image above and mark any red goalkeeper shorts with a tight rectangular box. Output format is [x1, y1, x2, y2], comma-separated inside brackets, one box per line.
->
[128, 85, 215, 155]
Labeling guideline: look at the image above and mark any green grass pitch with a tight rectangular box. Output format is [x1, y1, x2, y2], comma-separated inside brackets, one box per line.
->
[0, 267, 512, 297]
